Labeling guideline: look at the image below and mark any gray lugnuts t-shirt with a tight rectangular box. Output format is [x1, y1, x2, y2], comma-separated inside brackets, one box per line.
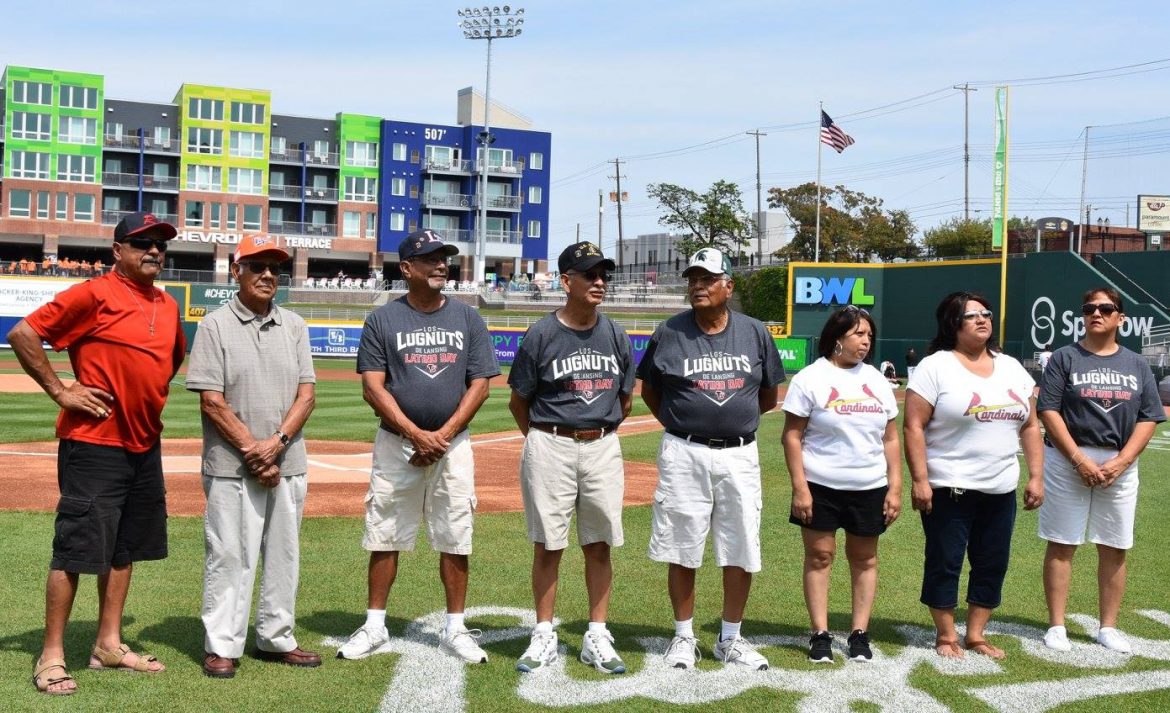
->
[357, 296, 500, 432]
[508, 311, 636, 428]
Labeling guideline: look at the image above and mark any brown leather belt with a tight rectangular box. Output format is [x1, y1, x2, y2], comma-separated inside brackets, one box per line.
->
[529, 422, 615, 441]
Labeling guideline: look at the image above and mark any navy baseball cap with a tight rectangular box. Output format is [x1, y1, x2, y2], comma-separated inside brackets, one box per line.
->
[558, 241, 615, 274]
[399, 229, 460, 260]
[114, 212, 178, 242]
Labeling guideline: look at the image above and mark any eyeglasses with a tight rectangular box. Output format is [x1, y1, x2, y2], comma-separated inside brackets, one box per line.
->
[962, 309, 993, 321]
[1082, 302, 1119, 316]
[568, 269, 610, 283]
[120, 237, 169, 252]
[240, 261, 281, 275]
[843, 304, 870, 316]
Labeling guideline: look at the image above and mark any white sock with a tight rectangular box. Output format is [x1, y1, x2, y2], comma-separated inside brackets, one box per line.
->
[588, 622, 608, 635]
[365, 609, 386, 629]
[534, 621, 554, 635]
[721, 620, 741, 642]
[446, 612, 465, 632]
[674, 619, 694, 638]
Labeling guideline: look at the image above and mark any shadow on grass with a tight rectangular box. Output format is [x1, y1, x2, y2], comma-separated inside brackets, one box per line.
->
[298, 610, 416, 643]
[137, 615, 205, 665]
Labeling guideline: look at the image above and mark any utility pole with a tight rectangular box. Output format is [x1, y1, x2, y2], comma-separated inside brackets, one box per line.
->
[1078, 127, 1091, 254]
[953, 84, 977, 221]
[597, 189, 603, 247]
[747, 129, 766, 264]
[609, 158, 626, 272]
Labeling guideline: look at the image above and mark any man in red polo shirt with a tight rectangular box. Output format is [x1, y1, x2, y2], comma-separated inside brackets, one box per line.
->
[8, 212, 185, 696]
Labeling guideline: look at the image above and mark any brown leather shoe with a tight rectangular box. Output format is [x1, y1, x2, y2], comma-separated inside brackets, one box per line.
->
[203, 653, 237, 679]
[254, 647, 322, 668]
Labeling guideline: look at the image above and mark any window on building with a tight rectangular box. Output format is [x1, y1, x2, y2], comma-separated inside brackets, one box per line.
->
[424, 214, 460, 231]
[486, 216, 509, 238]
[186, 164, 222, 191]
[311, 174, 329, 190]
[345, 176, 377, 202]
[391, 177, 406, 196]
[529, 152, 544, 170]
[229, 131, 264, 158]
[188, 97, 224, 121]
[152, 163, 171, 179]
[230, 101, 265, 124]
[106, 158, 124, 174]
[36, 192, 50, 219]
[56, 193, 68, 220]
[57, 155, 96, 182]
[74, 194, 95, 222]
[312, 140, 331, 159]
[59, 117, 98, 145]
[425, 144, 456, 168]
[12, 80, 52, 105]
[392, 142, 407, 161]
[210, 203, 222, 229]
[187, 127, 223, 154]
[390, 212, 405, 231]
[11, 111, 51, 141]
[310, 209, 327, 227]
[423, 178, 459, 196]
[476, 147, 514, 169]
[366, 211, 377, 239]
[271, 136, 286, 155]
[106, 121, 124, 140]
[528, 186, 542, 204]
[152, 126, 172, 147]
[60, 85, 98, 110]
[346, 141, 378, 167]
[243, 205, 262, 231]
[186, 200, 204, 227]
[10, 151, 50, 179]
[527, 220, 541, 238]
[150, 199, 168, 216]
[8, 190, 31, 218]
[270, 171, 285, 188]
[269, 205, 284, 224]
[343, 211, 361, 237]
[227, 204, 238, 229]
[228, 168, 263, 194]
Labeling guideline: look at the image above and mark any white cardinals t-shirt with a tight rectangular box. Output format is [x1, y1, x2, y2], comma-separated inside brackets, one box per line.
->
[782, 357, 898, 490]
[907, 350, 1035, 493]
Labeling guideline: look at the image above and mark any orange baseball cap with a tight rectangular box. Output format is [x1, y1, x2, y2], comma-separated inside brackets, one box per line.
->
[234, 234, 289, 262]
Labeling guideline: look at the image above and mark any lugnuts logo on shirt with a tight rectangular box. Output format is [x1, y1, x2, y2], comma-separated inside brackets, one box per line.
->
[397, 326, 465, 379]
[552, 347, 620, 405]
[963, 390, 1028, 422]
[824, 385, 886, 415]
[1071, 368, 1139, 414]
[683, 352, 752, 406]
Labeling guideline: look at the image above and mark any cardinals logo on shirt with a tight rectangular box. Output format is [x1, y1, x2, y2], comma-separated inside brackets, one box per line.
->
[823, 385, 886, 415]
[963, 390, 1028, 422]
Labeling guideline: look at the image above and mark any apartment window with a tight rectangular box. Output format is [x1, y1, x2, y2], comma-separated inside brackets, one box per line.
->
[271, 136, 287, 155]
[390, 177, 406, 197]
[230, 101, 265, 125]
[185, 200, 204, 227]
[60, 85, 98, 110]
[530, 152, 544, 170]
[345, 176, 377, 202]
[106, 158, 124, 173]
[56, 193, 68, 219]
[311, 174, 328, 190]
[74, 195, 95, 222]
[390, 212, 405, 231]
[187, 127, 223, 154]
[11, 112, 51, 141]
[106, 122, 124, 140]
[186, 164, 222, 191]
[152, 126, 172, 147]
[188, 97, 224, 121]
[8, 190, 31, 218]
[150, 199, 168, 216]
[227, 204, 238, 229]
[228, 168, 263, 194]
[229, 131, 264, 158]
[425, 144, 456, 168]
[269, 205, 285, 224]
[346, 141, 378, 167]
[366, 211, 377, 239]
[58, 155, 96, 182]
[243, 205, 262, 231]
[12, 80, 52, 105]
[36, 192, 50, 219]
[59, 117, 98, 145]
[270, 171, 285, 188]
[10, 151, 50, 179]
[476, 147, 513, 168]
[343, 211, 361, 237]
[312, 140, 331, 159]
[152, 163, 171, 179]
[210, 203, 222, 229]
[527, 220, 541, 238]
[528, 186, 542, 204]
[392, 142, 407, 161]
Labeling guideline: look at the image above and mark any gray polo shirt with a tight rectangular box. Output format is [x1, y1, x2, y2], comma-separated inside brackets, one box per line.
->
[186, 297, 316, 477]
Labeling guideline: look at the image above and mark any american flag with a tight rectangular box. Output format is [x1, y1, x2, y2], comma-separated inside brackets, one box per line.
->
[820, 110, 855, 153]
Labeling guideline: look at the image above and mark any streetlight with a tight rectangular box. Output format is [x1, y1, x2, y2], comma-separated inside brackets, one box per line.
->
[458, 5, 525, 287]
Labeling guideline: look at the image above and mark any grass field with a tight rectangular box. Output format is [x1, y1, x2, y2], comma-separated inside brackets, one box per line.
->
[2, 365, 1170, 711]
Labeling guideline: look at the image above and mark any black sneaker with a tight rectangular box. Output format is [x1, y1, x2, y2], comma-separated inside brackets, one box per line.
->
[847, 629, 873, 661]
[808, 630, 833, 663]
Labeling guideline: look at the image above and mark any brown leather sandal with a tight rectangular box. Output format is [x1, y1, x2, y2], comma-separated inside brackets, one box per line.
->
[88, 643, 165, 673]
[965, 639, 1006, 660]
[33, 657, 76, 695]
[934, 637, 964, 658]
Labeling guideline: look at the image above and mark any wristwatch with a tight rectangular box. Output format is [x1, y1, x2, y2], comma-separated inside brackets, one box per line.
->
[276, 430, 290, 446]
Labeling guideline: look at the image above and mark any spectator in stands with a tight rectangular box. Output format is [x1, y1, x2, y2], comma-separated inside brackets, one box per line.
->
[93, 259, 104, 275]
[80, 260, 93, 277]
[42, 257, 52, 274]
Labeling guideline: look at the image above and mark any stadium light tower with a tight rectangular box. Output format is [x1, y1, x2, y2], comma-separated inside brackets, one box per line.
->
[458, 5, 525, 287]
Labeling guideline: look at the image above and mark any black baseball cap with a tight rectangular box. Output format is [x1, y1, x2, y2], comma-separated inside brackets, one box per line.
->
[399, 229, 460, 260]
[114, 212, 178, 242]
[558, 241, 615, 274]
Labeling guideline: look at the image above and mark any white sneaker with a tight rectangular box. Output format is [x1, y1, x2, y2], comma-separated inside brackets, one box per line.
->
[580, 630, 626, 674]
[1097, 627, 1133, 653]
[336, 624, 391, 660]
[516, 630, 559, 672]
[713, 635, 769, 670]
[1043, 625, 1072, 652]
[663, 635, 700, 670]
[440, 626, 489, 663]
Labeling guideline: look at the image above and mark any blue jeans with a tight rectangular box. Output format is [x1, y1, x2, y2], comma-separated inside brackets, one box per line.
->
[919, 487, 1016, 610]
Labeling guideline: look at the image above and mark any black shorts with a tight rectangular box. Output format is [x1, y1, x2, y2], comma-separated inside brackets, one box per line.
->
[51, 439, 168, 574]
[789, 481, 888, 536]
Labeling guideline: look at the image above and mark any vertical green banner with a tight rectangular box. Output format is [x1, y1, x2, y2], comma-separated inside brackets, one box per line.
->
[992, 86, 1009, 249]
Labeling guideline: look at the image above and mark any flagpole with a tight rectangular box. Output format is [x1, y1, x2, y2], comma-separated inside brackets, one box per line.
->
[815, 101, 823, 262]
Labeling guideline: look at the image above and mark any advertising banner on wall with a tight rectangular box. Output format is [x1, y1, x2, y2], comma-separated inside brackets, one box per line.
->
[1137, 195, 1170, 233]
[991, 86, 1009, 250]
[0, 279, 73, 317]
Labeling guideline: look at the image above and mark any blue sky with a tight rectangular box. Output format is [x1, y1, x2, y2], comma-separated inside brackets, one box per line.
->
[8, 1, 1169, 260]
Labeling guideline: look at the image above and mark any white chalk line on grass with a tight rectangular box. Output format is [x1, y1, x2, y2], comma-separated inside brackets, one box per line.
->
[321, 607, 1170, 713]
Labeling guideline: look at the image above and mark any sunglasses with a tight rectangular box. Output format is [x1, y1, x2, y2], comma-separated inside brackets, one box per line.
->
[239, 261, 281, 275]
[569, 270, 611, 282]
[120, 237, 169, 252]
[843, 304, 870, 316]
[962, 309, 993, 321]
[1082, 302, 1119, 316]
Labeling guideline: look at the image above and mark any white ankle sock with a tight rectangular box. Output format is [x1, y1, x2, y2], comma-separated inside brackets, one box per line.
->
[674, 619, 694, 638]
[534, 620, 554, 635]
[721, 620, 741, 641]
[446, 612, 465, 632]
[365, 609, 386, 629]
[588, 621, 607, 635]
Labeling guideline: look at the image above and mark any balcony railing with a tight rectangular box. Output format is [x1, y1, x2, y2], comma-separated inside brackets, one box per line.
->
[487, 229, 524, 244]
[268, 184, 339, 201]
[268, 145, 340, 167]
[102, 172, 180, 191]
[422, 192, 474, 209]
[268, 220, 336, 237]
[102, 209, 179, 226]
[103, 133, 180, 153]
[475, 159, 525, 176]
[270, 146, 303, 163]
[423, 158, 473, 174]
[435, 228, 474, 243]
[480, 194, 522, 211]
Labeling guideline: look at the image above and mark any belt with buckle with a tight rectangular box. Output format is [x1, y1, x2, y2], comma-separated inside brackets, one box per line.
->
[667, 429, 755, 449]
[529, 423, 614, 441]
[380, 423, 467, 439]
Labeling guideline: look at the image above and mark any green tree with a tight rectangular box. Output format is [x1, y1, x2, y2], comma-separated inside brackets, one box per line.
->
[646, 180, 755, 257]
[768, 183, 918, 262]
[923, 217, 993, 256]
[737, 266, 787, 322]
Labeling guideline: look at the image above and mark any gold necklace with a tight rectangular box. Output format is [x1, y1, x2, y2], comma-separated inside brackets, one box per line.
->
[117, 272, 158, 336]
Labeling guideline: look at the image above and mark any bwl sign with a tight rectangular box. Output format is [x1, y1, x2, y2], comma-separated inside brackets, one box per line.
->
[176, 231, 333, 250]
